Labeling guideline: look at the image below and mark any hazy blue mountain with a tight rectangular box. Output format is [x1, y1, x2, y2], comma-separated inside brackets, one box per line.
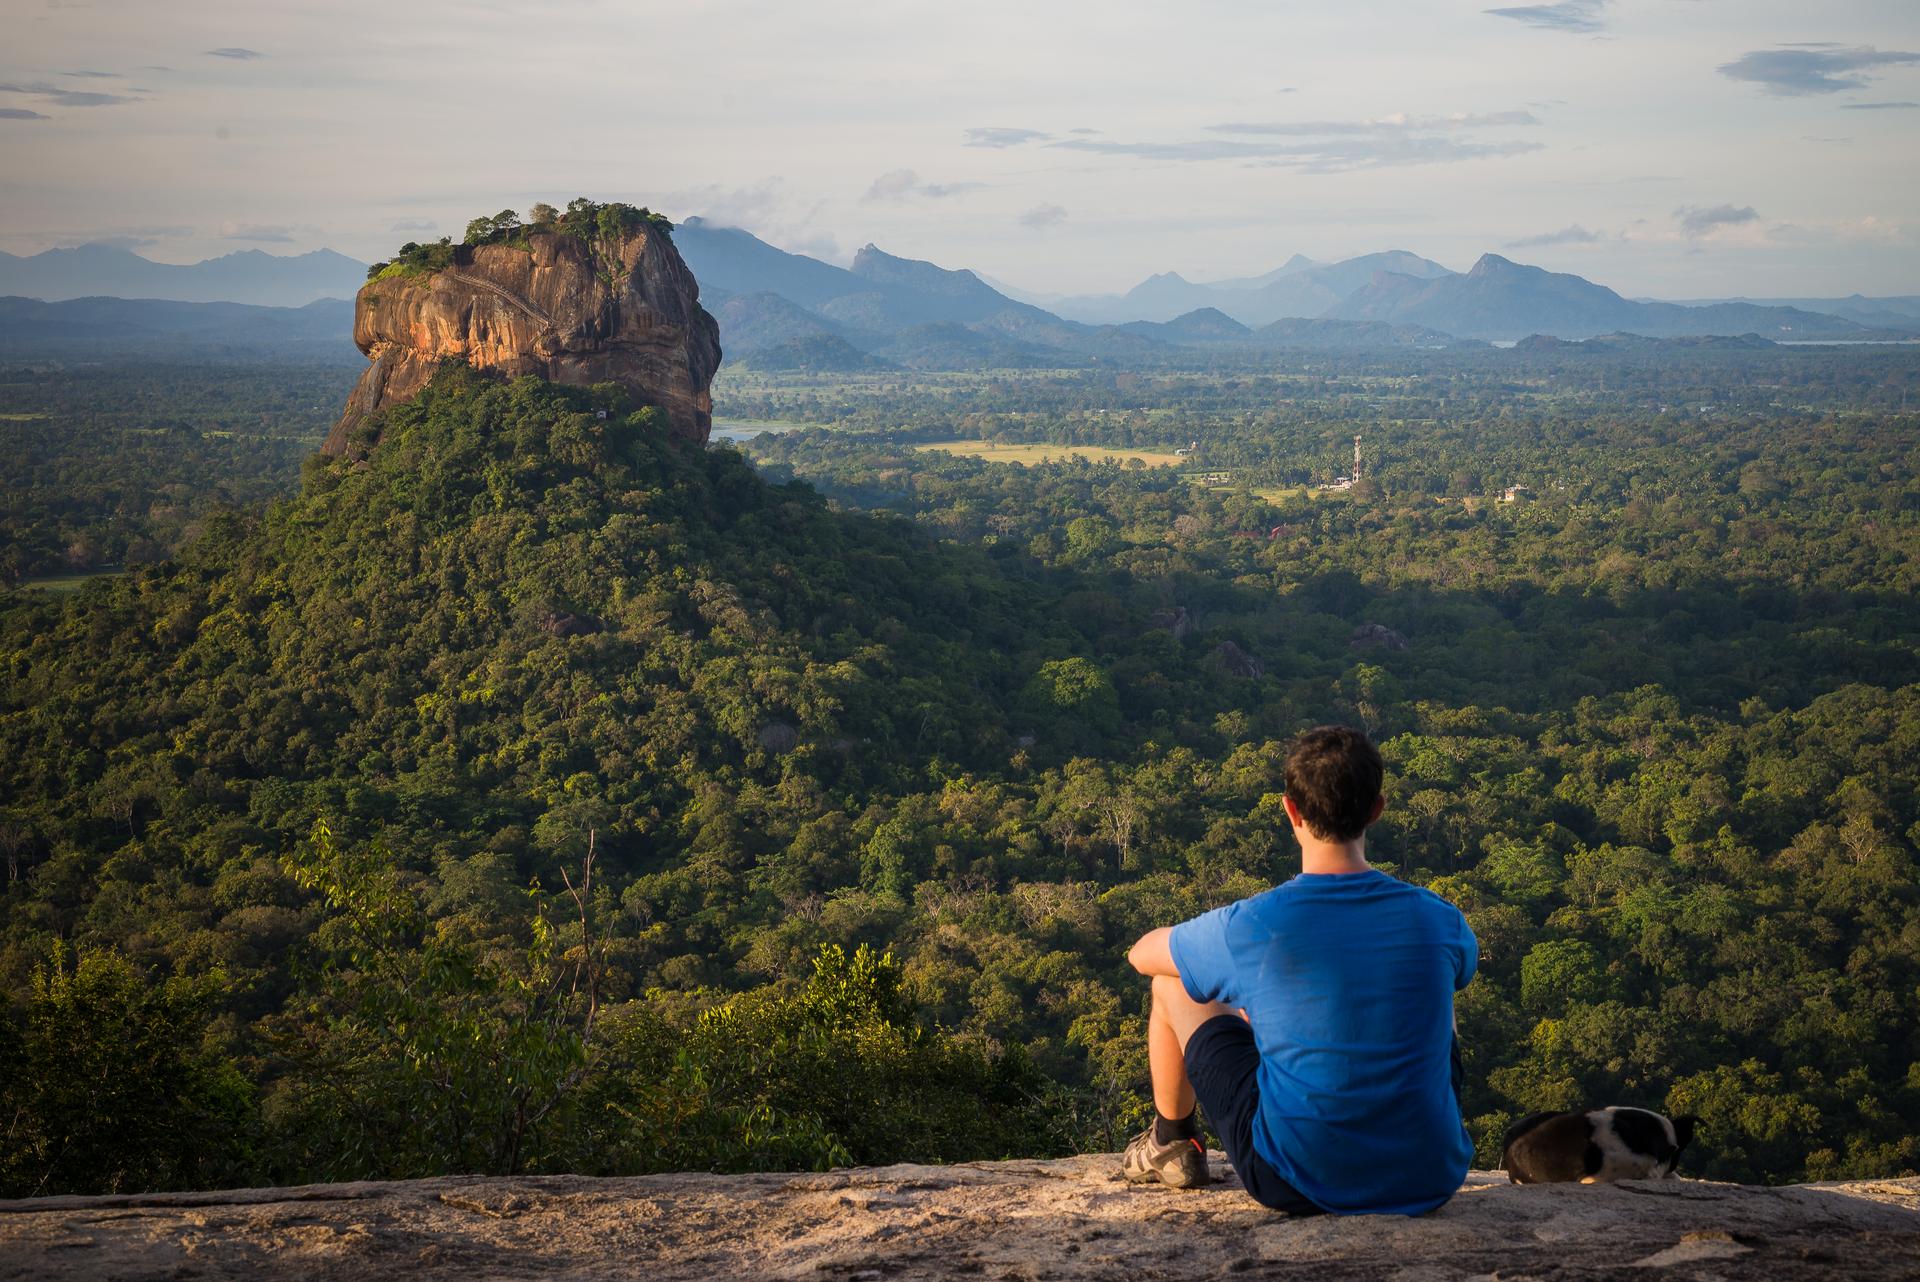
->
[731, 334, 893, 373]
[962, 309, 1180, 364]
[1048, 251, 1456, 326]
[677, 222, 1055, 339]
[1653, 294, 1920, 331]
[873, 322, 1065, 370]
[1326, 254, 1892, 341]
[1205, 254, 1320, 290]
[1117, 307, 1254, 344]
[1117, 273, 1231, 323]
[675, 218, 869, 308]
[1252, 317, 1463, 349]
[838, 245, 1065, 330]
[0, 244, 366, 306]
[848, 244, 1001, 303]
[706, 291, 860, 358]
[0, 294, 359, 359]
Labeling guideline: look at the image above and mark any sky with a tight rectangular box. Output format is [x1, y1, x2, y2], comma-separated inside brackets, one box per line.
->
[3, 0, 1919, 299]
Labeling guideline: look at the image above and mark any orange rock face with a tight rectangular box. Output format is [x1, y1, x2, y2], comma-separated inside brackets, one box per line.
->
[325, 227, 721, 455]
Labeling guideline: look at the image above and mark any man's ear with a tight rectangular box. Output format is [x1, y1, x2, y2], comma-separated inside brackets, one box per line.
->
[1368, 794, 1386, 825]
[1282, 794, 1304, 828]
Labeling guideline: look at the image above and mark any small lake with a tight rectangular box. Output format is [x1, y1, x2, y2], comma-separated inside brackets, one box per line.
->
[710, 419, 813, 443]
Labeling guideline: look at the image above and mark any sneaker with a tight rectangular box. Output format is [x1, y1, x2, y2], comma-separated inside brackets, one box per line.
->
[1121, 1125, 1209, 1188]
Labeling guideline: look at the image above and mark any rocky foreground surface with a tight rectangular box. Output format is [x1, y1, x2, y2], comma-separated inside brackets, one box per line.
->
[2, 1155, 1916, 1281]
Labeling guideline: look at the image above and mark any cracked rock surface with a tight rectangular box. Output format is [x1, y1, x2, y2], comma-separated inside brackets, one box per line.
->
[2, 1155, 1916, 1281]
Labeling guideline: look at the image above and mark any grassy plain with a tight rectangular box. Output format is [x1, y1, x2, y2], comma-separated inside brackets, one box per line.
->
[916, 440, 1186, 467]
[13, 569, 124, 594]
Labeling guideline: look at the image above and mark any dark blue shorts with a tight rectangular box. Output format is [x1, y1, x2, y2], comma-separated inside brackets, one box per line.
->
[1183, 1015, 1323, 1214]
[1185, 1015, 1467, 1216]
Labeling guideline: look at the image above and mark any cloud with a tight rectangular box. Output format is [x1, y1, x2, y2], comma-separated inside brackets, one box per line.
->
[206, 47, 265, 60]
[1676, 204, 1759, 237]
[1059, 136, 1536, 171]
[389, 218, 438, 233]
[964, 126, 1048, 148]
[665, 178, 842, 263]
[1841, 100, 1919, 110]
[1210, 111, 1539, 135]
[59, 70, 118, 79]
[220, 222, 297, 242]
[1717, 46, 1920, 96]
[1484, 1, 1607, 33]
[1018, 204, 1067, 230]
[78, 224, 195, 250]
[0, 81, 140, 107]
[863, 169, 985, 202]
[0, 107, 49, 120]
[1506, 224, 1602, 248]
[1093, 109, 1550, 170]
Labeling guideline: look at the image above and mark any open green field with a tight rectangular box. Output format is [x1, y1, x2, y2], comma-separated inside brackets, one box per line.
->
[1249, 485, 1346, 502]
[916, 440, 1186, 467]
[13, 568, 125, 594]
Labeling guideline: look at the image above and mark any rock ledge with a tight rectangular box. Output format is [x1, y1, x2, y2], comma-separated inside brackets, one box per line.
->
[2, 1155, 1916, 1281]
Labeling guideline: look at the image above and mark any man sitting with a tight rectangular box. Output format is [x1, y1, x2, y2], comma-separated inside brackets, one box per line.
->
[1121, 724, 1477, 1215]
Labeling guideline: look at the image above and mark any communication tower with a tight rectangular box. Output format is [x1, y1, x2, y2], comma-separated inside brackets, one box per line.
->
[1353, 434, 1363, 483]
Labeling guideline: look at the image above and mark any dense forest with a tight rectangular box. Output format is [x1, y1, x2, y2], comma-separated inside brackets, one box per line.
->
[0, 362, 352, 583]
[2, 343, 1917, 1198]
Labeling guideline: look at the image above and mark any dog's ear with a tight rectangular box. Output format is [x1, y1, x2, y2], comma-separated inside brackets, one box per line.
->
[1671, 1115, 1699, 1152]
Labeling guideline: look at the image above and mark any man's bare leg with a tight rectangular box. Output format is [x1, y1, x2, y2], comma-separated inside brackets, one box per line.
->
[1149, 973, 1239, 1124]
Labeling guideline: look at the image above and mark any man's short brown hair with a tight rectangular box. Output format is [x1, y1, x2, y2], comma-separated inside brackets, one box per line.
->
[1283, 725, 1383, 842]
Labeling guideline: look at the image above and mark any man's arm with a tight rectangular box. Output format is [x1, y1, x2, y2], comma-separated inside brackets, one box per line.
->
[1127, 926, 1179, 977]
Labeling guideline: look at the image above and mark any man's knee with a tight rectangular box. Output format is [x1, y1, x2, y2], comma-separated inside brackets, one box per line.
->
[1150, 973, 1189, 1007]
[1152, 973, 1234, 1044]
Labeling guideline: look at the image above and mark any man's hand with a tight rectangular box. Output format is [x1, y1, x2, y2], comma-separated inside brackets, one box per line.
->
[1127, 926, 1180, 977]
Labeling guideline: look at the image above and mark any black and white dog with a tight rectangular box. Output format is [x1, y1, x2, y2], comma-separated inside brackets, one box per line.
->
[1501, 1107, 1698, 1184]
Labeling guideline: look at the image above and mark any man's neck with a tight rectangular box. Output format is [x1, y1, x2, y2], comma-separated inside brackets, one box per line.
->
[1299, 839, 1371, 875]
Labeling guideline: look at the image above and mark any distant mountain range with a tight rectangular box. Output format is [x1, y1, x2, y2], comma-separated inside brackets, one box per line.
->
[673, 222, 1486, 367]
[0, 295, 359, 361]
[675, 225, 1913, 359]
[4, 231, 1916, 368]
[0, 244, 366, 307]
[1649, 294, 1920, 331]
[1037, 251, 1457, 326]
[1323, 254, 1905, 341]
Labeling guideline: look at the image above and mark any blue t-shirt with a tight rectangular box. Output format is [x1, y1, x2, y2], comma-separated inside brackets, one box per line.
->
[1169, 869, 1477, 1216]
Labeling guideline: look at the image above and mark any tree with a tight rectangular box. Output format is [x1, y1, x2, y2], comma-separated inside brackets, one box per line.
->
[0, 944, 255, 1197]
[272, 819, 603, 1179]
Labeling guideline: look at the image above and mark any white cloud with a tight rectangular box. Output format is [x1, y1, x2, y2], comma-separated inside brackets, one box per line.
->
[1018, 204, 1067, 230]
[1676, 204, 1759, 237]
[1507, 224, 1603, 248]
[1718, 46, 1920, 97]
[1484, 1, 1607, 34]
[863, 170, 985, 202]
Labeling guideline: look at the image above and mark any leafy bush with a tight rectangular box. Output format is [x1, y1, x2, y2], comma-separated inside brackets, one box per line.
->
[0, 944, 256, 1197]
[570, 944, 1074, 1173]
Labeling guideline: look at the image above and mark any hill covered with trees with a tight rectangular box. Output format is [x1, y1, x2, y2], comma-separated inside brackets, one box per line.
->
[2, 347, 1917, 1196]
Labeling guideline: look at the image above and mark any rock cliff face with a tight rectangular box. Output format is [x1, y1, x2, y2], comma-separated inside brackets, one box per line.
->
[324, 227, 721, 455]
[3, 1157, 1917, 1281]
